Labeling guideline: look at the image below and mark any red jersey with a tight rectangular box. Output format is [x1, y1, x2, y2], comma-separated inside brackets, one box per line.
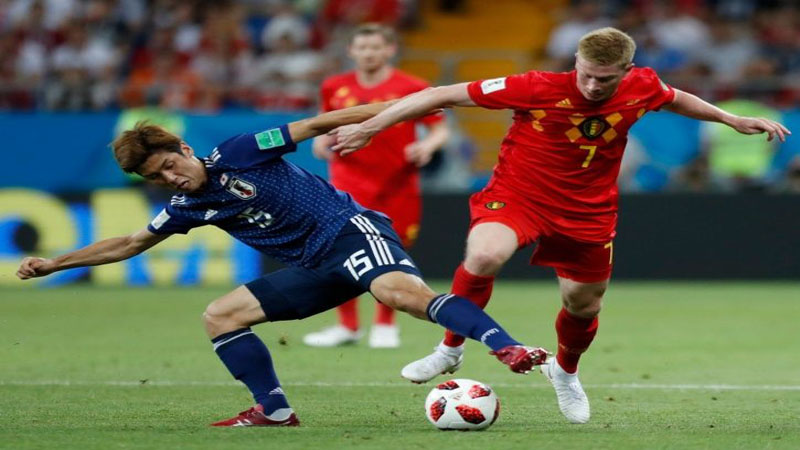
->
[320, 69, 444, 205]
[467, 67, 675, 242]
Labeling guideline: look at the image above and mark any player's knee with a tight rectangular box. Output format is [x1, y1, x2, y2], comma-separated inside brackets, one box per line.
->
[464, 248, 508, 275]
[202, 301, 237, 336]
[562, 284, 606, 318]
[567, 300, 603, 318]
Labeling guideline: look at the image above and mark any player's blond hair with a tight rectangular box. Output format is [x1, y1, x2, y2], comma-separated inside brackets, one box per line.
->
[577, 27, 636, 68]
[350, 23, 396, 45]
[111, 121, 183, 173]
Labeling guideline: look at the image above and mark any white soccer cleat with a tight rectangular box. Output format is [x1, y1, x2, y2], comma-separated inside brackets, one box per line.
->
[401, 342, 463, 383]
[302, 325, 362, 347]
[540, 358, 590, 424]
[368, 324, 400, 348]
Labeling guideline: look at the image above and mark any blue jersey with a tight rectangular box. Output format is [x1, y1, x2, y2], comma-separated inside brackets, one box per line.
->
[147, 124, 367, 268]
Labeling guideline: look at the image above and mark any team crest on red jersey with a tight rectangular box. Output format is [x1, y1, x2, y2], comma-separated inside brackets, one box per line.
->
[579, 116, 609, 140]
[485, 201, 506, 210]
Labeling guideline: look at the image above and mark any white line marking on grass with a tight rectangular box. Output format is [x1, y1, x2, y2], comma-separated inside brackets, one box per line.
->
[1, 380, 800, 391]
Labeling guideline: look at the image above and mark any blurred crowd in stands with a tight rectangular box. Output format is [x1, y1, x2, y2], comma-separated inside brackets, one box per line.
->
[545, 0, 800, 107]
[0, 0, 797, 192]
[0, 0, 414, 111]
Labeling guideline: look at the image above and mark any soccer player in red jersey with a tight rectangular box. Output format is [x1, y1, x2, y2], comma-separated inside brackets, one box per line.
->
[332, 27, 790, 423]
[303, 24, 449, 349]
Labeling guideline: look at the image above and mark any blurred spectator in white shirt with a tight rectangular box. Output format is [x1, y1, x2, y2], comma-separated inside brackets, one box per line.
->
[695, 19, 756, 84]
[7, 0, 76, 31]
[647, 0, 710, 61]
[245, 30, 323, 109]
[261, 1, 311, 51]
[546, 0, 611, 69]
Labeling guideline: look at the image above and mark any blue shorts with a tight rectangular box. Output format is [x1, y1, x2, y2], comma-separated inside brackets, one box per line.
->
[245, 211, 423, 321]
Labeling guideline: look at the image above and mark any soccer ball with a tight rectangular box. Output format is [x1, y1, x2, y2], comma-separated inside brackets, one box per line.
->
[424, 379, 500, 430]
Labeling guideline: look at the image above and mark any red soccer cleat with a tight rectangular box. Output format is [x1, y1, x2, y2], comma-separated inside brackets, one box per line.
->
[210, 404, 300, 427]
[490, 345, 549, 374]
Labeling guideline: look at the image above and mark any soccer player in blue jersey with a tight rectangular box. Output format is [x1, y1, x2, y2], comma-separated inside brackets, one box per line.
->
[16, 102, 548, 427]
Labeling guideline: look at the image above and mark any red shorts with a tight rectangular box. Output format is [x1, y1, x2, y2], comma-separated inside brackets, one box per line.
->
[358, 193, 421, 248]
[469, 185, 613, 283]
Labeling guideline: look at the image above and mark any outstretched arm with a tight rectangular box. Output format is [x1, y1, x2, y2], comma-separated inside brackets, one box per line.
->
[16, 228, 169, 280]
[332, 83, 474, 155]
[287, 101, 399, 144]
[665, 89, 791, 142]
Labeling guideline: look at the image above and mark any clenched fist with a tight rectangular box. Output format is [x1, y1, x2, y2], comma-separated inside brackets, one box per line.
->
[16, 257, 56, 280]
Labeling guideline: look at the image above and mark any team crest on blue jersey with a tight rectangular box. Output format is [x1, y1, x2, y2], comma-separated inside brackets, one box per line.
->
[225, 176, 257, 199]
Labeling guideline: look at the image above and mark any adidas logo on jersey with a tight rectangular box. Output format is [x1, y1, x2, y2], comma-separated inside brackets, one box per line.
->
[204, 209, 218, 220]
[399, 259, 415, 268]
[555, 98, 573, 108]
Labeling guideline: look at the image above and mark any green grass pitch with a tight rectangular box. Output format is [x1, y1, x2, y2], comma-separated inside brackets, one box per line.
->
[1, 282, 799, 449]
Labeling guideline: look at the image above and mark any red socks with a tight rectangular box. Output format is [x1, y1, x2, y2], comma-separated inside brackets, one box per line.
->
[373, 301, 395, 325]
[337, 298, 396, 331]
[337, 298, 359, 331]
[438, 264, 598, 373]
[555, 307, 598, 374]
[442, 264, 495, 347]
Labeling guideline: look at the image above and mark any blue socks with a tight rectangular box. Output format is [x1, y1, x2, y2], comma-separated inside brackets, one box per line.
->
[426, 294, 521, 352]
[212, 328, 290, 415]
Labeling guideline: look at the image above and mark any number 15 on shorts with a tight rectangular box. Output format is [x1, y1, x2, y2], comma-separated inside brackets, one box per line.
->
[343, 249, 374, 281]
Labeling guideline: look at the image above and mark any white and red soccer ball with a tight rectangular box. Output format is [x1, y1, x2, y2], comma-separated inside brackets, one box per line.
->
[424, 379, 500, 430]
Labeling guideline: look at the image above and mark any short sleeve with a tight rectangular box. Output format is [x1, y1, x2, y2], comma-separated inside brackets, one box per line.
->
[147, 205, 200, 235]
[643, 69, 676, 112]
[216, 124, 297, 169]
[467, 72, 536, 110]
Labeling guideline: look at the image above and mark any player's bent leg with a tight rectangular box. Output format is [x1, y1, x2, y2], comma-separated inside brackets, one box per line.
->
[541, 277, 608, 425]
[203, 285, 268, 338]
[462, 222, 519, 276]
[558, 276, 607, 319]
[369, 271, 548, 381]
[203, 286, 298, 427]
[441, 222, 518, 348]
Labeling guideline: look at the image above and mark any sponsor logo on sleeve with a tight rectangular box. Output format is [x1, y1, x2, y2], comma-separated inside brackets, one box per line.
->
[255, 128, 286, 150]
[480, 77, 507, 95]
[150, 209, 171, 229]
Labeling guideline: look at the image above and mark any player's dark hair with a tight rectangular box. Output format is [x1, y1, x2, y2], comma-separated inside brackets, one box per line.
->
[111, 121, 183, 173]
[350, 23, 396, 45]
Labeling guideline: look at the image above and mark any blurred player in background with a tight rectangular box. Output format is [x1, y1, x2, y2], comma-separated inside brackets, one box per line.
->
[332, 27, 790, 424]
[16, 103, 547, 427]
[303, 23, 449, 349]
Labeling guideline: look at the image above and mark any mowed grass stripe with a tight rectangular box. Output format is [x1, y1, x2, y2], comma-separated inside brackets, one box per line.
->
[0, 378, 800, 391]
[2, 380, 800, 391]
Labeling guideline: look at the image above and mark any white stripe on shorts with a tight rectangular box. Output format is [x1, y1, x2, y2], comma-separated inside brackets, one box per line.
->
[350, 216, 386, 265]
[350, 215, 396, 266]
[353, 215, 395, 264]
